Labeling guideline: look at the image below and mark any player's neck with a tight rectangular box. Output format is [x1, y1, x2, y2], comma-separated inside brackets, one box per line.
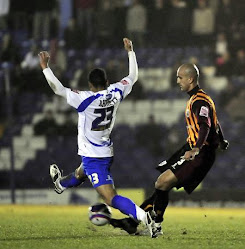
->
[91, 87, 106, 92]
[89, 82, 107, 92]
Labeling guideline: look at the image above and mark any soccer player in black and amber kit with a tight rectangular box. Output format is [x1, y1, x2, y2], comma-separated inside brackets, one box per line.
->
[110, 63, 229, 235]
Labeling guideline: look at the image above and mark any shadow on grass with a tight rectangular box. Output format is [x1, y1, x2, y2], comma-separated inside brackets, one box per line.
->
[0, 232, 124, 242]
[0, 235, 84, 242]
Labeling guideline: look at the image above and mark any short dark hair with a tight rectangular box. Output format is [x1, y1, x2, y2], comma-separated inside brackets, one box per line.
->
[181, 63, 199, 82]
[88, 68, 107, 88]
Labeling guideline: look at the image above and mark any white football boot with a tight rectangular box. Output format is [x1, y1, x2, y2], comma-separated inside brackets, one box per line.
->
[49, 164, 66, 194]
[155, 222, 163, 235]
[143, 212, 158, 238]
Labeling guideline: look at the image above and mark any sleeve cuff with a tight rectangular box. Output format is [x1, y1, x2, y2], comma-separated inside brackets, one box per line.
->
[42, 67, 51, 73]
[128, 51, 135, 55]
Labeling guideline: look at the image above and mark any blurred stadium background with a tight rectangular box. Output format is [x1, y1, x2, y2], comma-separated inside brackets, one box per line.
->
[0, 0, 244, 206]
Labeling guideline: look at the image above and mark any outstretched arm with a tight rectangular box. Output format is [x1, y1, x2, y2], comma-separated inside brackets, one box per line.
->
[217, 120, 229, 150]
[123, 38, 138, 84]
[39, 51, 67, 98]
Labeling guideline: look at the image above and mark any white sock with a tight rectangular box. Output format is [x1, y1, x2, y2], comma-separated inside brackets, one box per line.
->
[135, 205, 147, 222]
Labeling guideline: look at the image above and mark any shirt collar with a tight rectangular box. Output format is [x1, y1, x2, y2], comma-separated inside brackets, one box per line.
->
[187, 85, 200, 97]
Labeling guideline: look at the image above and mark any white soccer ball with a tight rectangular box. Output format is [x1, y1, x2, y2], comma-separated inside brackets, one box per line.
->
[88, 203, 112, 226]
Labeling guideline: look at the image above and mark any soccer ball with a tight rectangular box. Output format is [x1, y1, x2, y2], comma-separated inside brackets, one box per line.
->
[88, 203, 112, 226]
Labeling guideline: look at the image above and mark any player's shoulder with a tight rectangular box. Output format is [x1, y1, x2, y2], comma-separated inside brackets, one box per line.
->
[69, 88, 93, 96]
[197, 89, 212, 98]
[70, 88, 81, 94]
[109, 78, 131, 89]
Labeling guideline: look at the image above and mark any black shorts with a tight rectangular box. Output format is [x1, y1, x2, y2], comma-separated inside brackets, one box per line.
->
[157, 143, 216, 194]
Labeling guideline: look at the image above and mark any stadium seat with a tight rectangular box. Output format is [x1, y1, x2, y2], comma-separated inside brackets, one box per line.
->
[55, 114, 65, 125]
[205, 76, 228, 92]
[32, 113, 45, 124]
[152, 100, 171, 111]
[29, 137, 47, 150]
[21, 125, 34, 137]
[117, 100, 134, 114]
[43, 102, 56, 112]
[13, 136, 28, 148]
[135, 100, 152, 113]
[0, 148, 10, 170]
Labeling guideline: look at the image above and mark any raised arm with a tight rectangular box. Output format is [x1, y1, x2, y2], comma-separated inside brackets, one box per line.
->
[217, 120, 229, 150]
[39, 51, 67, 98]
[123, 38, 138, 84]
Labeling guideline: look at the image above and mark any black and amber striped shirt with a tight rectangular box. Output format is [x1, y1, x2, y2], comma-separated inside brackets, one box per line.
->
[185, 86, 220, 149]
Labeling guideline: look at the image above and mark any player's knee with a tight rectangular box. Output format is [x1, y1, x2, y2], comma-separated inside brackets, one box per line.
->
[155, 170, 177, 191]
[74, 169, 81, 179]
[155, 179, 162, 190]
[155, 178, 169, 191]
[75, 167, 84, 179]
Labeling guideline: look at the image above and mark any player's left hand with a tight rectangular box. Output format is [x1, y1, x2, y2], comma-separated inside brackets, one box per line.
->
[123, 38, 133, 52]
[219, 139, 229, 151]
[38, 51, 50, 70]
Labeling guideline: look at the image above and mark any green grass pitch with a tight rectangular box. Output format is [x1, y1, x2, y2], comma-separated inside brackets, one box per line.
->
[0, 205, 245, 249]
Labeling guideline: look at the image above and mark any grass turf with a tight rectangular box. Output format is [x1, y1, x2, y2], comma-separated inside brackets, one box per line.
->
[0, 205, 244, 249]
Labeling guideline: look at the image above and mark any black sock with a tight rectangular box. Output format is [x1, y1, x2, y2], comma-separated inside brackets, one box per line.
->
[140, 191, 157, 212]
[154, 189, 169, 223]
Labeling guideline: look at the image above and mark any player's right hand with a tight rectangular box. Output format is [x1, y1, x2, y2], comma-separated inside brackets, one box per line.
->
[123, 38, 133, 52]
[182, 148, 199, 161]
[219, 139, 229, 151]
[38, 51, 50, 70]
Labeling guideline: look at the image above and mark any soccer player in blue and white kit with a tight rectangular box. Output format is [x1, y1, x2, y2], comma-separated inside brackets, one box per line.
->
[38, 38, 157, 238]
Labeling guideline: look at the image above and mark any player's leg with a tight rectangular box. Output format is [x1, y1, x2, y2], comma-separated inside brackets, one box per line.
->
[83, 156, 157, 237]
[153, 169, 178, 233]
[111, 146, 190, 234]
[83, 156, 145, 221]
[95, 184, 146, 221]
[110, 190, 156, 234]
[95, 183, 157, 238]
[112, 170, 177, 235]
[87, 164, 147, 224]
[60, 165, 87, 187]
[50, 163, 87, 194]
[140, 191, 157, 212]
